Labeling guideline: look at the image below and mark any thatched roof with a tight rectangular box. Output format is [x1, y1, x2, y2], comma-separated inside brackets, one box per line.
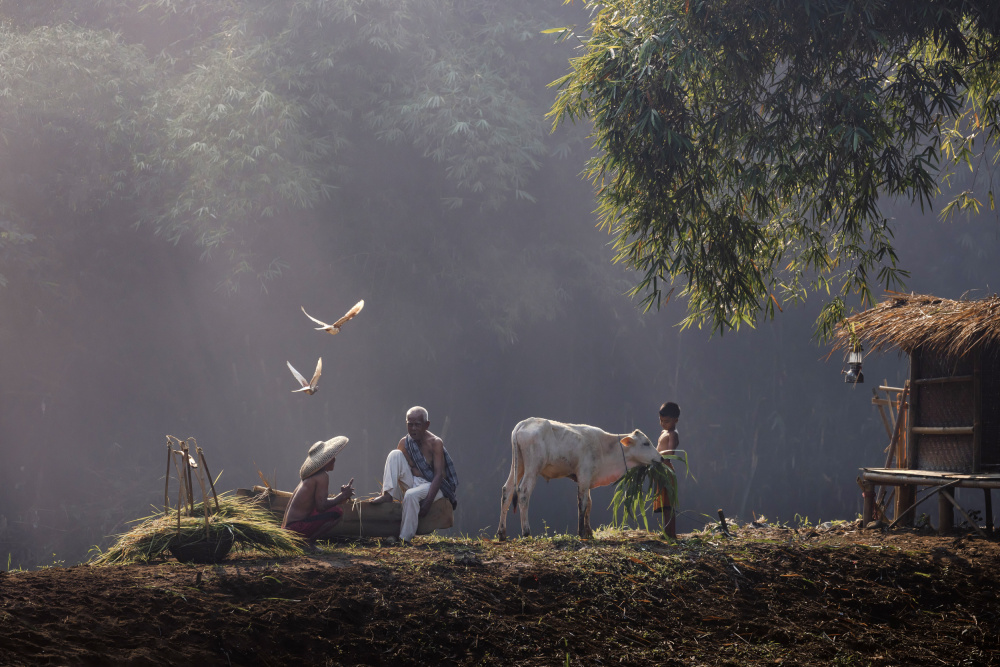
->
[832, 292, 1000, 359]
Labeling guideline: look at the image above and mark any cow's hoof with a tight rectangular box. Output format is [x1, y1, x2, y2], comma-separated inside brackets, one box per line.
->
[497, 531, 507, 542]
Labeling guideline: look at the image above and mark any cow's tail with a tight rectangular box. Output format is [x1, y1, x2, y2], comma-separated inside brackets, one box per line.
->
[509, 422, 522, 514]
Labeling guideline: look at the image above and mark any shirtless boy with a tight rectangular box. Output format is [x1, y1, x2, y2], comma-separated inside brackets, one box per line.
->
[282, 436, 355, 550]
[653, 402, 680, 538]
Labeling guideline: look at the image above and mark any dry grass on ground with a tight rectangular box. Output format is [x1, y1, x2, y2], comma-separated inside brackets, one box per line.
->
[1, 520, 998, 665]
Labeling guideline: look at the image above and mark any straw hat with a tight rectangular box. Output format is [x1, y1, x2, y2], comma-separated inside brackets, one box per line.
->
[299, 436, 349, 479]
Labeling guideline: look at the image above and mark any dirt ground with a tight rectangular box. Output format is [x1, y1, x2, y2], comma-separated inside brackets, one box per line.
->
[1, 520, 998, 666]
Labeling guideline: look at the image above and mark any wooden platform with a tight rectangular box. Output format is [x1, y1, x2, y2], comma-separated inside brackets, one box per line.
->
[860, 468, 1000, 489]
[236, 486, 454, 538]
[859, 468, 1000, 533]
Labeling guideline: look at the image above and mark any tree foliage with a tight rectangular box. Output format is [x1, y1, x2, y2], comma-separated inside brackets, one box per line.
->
[0, 0, 561, 293]
[551, 0, 1000, 336]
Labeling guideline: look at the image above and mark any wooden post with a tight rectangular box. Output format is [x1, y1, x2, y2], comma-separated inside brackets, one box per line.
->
[974, 349, 982, 472]
[897, 353, 919, 527]
[862, 479, 875, 525]
[938, 486, 954, 534]
[986, 490, 994, 535]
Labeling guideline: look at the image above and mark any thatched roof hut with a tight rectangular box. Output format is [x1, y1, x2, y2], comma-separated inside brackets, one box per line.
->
[838, 292, 1000, 532]
[832, 291, 1000, 359]
[834, 291, 1000, 477]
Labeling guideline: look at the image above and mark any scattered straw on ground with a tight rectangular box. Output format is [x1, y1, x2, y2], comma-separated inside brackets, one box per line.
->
[3, 521, 999, 665]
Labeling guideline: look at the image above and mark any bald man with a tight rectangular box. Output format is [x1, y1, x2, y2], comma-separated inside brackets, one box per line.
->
[370, 406, 458, 542]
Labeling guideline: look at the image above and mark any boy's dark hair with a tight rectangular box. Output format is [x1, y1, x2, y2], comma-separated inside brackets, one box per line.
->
[659, 402, 680, 419]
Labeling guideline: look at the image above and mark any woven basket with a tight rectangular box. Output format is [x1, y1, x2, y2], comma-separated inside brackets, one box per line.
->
[169, 528, 235, 564]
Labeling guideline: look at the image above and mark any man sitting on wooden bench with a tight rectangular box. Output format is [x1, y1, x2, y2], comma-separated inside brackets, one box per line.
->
[369, 406, 458, 542]
[282, 436, 355, 551]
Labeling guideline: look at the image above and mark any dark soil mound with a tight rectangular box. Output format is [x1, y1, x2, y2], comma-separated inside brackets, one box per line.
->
[1, 524, 998, 665]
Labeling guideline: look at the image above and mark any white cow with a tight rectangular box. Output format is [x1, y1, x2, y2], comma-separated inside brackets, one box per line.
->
[497, 418, 663, 540]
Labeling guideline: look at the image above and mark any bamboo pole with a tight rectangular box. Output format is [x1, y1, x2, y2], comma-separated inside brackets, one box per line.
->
[913, 375, 974, 385]
[164, 439, 172, 514]
[181, 442, 195, 515]
[939, 488, 987, 537]
[171, 450, 187, 511]
[896, 391, 907, 470]
[911, 426, 974, 435]
[177, 457, 184, 534]
[198, 447, 220, 512]
[895, 358, 919, 526]
[192, 455, 211, 540]
[886, 480, 961, 531]
[885, 382, 897, 428]
[938, 487, 955, 533]
[875, 385, 909, 509]
[872, 388, 893, 439]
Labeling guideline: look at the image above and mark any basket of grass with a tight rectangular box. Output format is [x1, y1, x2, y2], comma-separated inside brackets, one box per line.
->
[92, 494, 306, 565]
[168, 525, 236, 563]
[92, 437, 307, 566]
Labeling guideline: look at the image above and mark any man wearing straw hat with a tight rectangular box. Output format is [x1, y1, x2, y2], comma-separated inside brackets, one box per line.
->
[282, 436, 355, 549]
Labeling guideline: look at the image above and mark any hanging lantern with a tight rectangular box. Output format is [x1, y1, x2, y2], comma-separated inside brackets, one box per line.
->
[844, 343, 864, 384]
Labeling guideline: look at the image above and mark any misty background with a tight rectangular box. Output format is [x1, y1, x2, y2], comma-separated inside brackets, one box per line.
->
[1, 1, 998, 569]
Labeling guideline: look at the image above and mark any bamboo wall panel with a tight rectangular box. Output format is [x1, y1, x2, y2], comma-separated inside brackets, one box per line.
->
[920, 354, 973, 378]
[916, 381, 974, 428]
[980, 351, 1000, 468]
[915, 434, 975, 473]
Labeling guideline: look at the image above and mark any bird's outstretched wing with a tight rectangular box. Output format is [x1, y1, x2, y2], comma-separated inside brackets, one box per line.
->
[309, 357, 322, 389]
[300, 306, 331, 329]
[332, 299, 364, 327]
[287, 360, 309, 388]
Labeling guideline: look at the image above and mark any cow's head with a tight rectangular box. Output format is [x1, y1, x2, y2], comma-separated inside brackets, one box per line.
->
[619, 429, 662, 466]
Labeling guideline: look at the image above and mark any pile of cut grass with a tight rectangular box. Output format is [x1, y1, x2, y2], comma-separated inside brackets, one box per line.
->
[610, 451, 688, 530]
[92, 493, 305, 565]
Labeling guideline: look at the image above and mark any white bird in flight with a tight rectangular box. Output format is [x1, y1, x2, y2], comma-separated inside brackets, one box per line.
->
[287, 357, 322, 395]
[301, 300, 364, 335]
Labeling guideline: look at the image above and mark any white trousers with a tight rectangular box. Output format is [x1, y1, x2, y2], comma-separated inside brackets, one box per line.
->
[381, 449, 443, 540]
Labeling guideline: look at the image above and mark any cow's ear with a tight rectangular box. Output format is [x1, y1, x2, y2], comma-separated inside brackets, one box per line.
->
[620, 436, 634, 447]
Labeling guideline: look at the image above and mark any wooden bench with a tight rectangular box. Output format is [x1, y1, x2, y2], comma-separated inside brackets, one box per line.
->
[236, 485, 454, 538]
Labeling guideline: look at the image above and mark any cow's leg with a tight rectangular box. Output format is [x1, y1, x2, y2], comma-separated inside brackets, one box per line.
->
[517, 472, 539, 538]
[578, 486, 594, 538]
[498, 429, 524, 542]
[497, 462, 519, 542]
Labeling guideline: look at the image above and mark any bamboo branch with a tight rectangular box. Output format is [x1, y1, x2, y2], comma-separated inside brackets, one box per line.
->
[886, 480, 962, 531]
[198, 447, 220, 512]
[941, 489, 989, 540]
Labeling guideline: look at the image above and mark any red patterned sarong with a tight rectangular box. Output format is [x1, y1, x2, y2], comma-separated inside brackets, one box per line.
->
[285, 506, 344, 539]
